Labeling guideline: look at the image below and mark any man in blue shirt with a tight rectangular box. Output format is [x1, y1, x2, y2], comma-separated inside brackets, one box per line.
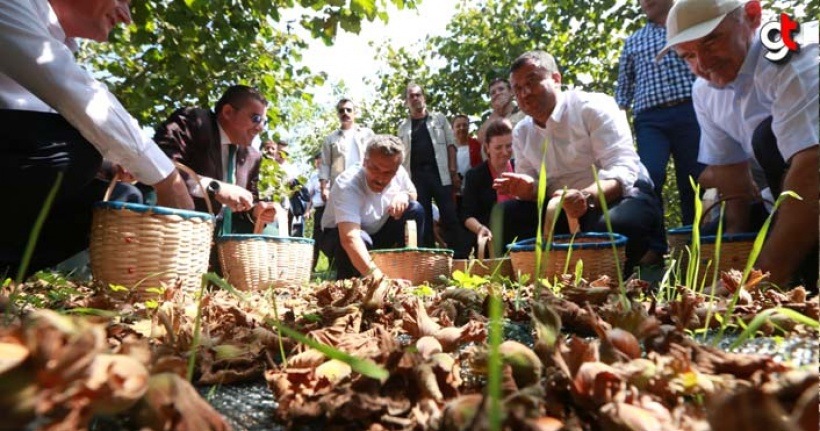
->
[617, 0, 702, 227]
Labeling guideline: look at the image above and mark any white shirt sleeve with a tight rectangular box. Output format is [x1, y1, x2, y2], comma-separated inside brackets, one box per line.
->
[584, 95, 642, 192]
[512, 118, 540, 179]
[0, 0, 174, 185]
[692, 80, 748, 165]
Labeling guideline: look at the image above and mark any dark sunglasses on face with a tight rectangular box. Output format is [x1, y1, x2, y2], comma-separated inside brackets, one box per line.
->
[338, 107, 354, 115]
[250, 114, 267, 125]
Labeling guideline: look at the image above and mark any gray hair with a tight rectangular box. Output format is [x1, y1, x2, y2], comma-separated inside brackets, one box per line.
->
[510, 50, 560, 75]
[365, 135, 405, 163]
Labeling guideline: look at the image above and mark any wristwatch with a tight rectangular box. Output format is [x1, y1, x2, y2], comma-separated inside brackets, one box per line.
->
[580, 191, 595, 209]
[207, 180, 221, 195]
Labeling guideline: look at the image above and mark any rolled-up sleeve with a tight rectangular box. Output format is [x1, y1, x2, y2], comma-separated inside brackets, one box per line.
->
[585, 95, 642, 193]
[0, 0, 174, 185]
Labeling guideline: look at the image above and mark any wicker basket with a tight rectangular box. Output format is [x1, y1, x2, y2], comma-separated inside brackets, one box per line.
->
[452, 236, 513, 279]
[371, 247, 453, 285]
[667, 225, 756, 281]
[217, 234, 278, 291]
[90, 164, 214, 299]
[507, 233, 627, 280]
[267, 236, 314, 287]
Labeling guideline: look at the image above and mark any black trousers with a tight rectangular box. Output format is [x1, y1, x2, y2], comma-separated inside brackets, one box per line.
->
[411, 165, 460, 255]
[0, 110, 144, 277]
[322, 201, 425, 279]
[499, 179, 665, 274]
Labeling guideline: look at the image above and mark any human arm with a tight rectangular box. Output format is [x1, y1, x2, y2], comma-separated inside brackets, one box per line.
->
[554, 180, 621, 220]
[586, 95, 644, 197]
[756, 146, 819, 285]
[338, 221, 383, 279]
[698, 162, 759, 233]
[0, 1, 187, 199]
[614, 38, 635, 111]
[319, 135, 333, 201]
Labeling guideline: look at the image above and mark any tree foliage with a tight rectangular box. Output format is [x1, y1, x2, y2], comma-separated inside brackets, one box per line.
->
[368, 0, 642, 127]
[78, 0, 418, 129]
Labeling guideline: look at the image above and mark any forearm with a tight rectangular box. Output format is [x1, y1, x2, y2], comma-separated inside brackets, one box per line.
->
[704, 162, 757, 233]
[447, 145, 457, 173]
[757, 147, 819, 285]
[465, 217, 485, 234]
[340, 225, 376, 276]
[580, 179, 620, 204]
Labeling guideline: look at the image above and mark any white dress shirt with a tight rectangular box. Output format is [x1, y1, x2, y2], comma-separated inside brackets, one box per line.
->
[0, 0, 174, 185]
[513, 90, 649, 197]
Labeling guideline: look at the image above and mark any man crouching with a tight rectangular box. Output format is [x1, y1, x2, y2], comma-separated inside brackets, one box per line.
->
[321, 135, 425, 280]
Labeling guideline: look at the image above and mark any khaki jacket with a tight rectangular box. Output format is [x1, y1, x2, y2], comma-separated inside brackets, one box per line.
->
[319, 125, 375, 189]
[397, 111, 456, 186]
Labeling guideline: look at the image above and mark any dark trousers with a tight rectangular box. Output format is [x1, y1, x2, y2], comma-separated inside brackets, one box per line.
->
[0, 110, 144, 277]
[322, 201, 425, 279]
[751, 117, 818, 289]
[635, 101, 704, 226]
[311, 205, 325, 271]
[411, 165, 460, 255]
[499, 180, 665, 274]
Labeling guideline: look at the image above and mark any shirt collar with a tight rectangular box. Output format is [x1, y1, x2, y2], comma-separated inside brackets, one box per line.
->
[42, 0, 79, 52]
[218, 123, 232, 146]
[548, 90, 567, 124]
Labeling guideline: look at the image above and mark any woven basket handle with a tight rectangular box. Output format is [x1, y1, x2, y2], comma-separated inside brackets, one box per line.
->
[699, 193, 772, 227]
[102, 162, 214, 215]
[477, 235, 495, 259]
[253, 213, 264, 234]
[545, 196, 580, 238]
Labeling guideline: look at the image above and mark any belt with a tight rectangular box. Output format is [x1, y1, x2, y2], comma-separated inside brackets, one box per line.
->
[655, 98, 691, 109]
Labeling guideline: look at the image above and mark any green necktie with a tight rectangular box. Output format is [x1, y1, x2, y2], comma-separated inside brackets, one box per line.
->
[221, 144, 237, 236]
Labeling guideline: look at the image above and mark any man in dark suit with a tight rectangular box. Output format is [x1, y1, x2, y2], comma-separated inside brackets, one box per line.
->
[154, 85, 277, 233]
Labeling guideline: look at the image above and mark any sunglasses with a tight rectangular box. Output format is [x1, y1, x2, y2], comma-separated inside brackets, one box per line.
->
[250, 113, 268, 125]
[338, 107, 354, 115]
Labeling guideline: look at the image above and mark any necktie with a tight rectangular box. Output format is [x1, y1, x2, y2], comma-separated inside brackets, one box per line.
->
[225, 144, 237, 184]
[222, 144, 237, 236]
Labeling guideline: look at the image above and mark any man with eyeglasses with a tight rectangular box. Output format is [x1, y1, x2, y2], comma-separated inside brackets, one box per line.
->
[319, 98, 375, 203]
[494, 50, 665, 274]
[0, 0, 194, 277]
[154, 85, 277, 233]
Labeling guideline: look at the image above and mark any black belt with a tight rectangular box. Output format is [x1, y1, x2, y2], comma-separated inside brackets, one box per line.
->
[655, 98, 691, 109]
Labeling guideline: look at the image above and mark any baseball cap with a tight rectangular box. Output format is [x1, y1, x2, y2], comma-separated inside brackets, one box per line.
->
[656, 0, 745, 61]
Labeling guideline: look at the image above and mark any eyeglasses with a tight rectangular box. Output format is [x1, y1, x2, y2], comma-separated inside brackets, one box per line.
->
[250, 113, 268, 125]
[338, 107, 354, 115]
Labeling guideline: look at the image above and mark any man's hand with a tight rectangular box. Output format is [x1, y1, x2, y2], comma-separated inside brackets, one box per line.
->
[493, 172, 535, 200]
[154, 169, 194, 210]
[214, 182, 254, 212]
[114, 164, 137, 183]
[387, 192, 410, 219]
[321, 186, 329, 202]
[252, 201, 278, 224]
[557, 189, 588, 219]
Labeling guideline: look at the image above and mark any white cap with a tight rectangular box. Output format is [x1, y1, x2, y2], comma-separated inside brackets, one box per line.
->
[656, 0, 745, 61]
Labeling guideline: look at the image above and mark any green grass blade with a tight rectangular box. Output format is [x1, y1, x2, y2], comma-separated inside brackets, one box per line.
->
[591, 167, 627, 309]
[487, 292, 503, 431]
[269, 319, 389, 382]
[729, 307, 820, 349]
[16, 172, 63, 283]
[533, 136, 551, 296]
[186, 275, 209, 382]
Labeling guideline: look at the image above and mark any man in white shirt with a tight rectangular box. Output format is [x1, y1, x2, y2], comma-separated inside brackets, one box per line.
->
[321, 135, 424, 280]
[0, 0, 193, 275]
[658, 0, 818, 288]
[494, 50, 665, 273]
[319, 98, 375, 200]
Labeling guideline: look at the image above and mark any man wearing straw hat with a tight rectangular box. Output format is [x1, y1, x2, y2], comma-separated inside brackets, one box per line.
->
[493, 50, 666, 274]
[656, 0, 818, 289]
[0, 0, 194, 277]
[321, 135, 425, 280]
[154, 85, 278, 233]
